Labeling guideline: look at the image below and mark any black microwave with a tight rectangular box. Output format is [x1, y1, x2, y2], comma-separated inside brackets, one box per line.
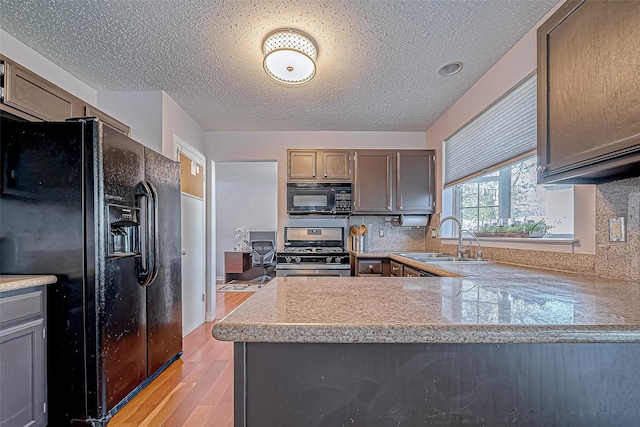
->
[286, 183, 352, 216]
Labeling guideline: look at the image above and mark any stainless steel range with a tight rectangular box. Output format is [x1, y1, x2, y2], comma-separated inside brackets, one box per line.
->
[276, 227, 351, 277]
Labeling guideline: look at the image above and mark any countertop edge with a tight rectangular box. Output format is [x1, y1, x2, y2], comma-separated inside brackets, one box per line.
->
[0, 275, 57, 293]
[212, 323, 640, 344]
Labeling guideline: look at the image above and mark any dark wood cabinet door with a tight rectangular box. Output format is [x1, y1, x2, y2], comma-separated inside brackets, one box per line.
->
[390, 260, 403, 277]
[403, 266, 421, 277]
[396, 150, 435, 214]
[0, 288, 47, 427]
[353, 150, 393, 213]
[321, 150, 352, 181]
[537, 0, 640, 183]
[287, 150, 318, 180]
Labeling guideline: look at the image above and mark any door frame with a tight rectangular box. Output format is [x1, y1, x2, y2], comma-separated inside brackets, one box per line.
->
[173, 135, 209, 327]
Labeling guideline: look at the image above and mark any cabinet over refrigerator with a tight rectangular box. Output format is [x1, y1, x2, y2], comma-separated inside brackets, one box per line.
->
[0, 117, 182, 426]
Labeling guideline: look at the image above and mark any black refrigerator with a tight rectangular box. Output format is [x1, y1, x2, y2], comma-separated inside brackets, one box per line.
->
[0, 117, 182, 426]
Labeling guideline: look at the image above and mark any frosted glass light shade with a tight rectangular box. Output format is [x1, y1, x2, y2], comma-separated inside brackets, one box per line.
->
[263, 29, 317, 85]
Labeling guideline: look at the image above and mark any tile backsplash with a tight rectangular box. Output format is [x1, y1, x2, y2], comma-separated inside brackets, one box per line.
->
[594, 176, 639, 282]
[348, 216, 426, 252]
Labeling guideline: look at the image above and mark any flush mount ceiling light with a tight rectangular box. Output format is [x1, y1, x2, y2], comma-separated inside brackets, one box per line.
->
[438, 61, 463, 77]
[263, 29, 318, 85]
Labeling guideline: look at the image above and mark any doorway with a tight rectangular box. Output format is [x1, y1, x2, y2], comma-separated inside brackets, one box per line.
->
[174, 137, 206, 337]
[215, 161, 278, 282]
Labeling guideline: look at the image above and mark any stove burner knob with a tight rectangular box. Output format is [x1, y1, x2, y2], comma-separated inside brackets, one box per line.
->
[285, 256, 292, 263]
[334, 257, 342, 263]
[326, 257, 333, 263]
[294, 257, 301, 263]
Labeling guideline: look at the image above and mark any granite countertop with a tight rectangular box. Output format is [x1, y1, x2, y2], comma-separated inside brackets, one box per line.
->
[213, 254, 640, 344]
[0, 275, 57, 293]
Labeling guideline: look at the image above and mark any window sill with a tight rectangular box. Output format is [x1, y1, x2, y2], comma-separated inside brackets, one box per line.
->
[439, 237, 579, 253]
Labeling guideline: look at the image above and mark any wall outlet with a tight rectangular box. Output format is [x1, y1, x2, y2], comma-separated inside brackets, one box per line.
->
[431, 228, 438, 238]
[379, 228, 384, 237]
[609, 217, 627, 242]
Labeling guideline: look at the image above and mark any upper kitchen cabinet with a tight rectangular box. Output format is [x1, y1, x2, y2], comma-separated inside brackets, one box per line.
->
[353, 150, 435, 215]
[0, 55, 86, 121]
[0, 56, 131, 136]
[537, 0, 640, 184]
[287, 149, 352, 182]
[396, 150, 436, 213]
[84, 106, 131, 137]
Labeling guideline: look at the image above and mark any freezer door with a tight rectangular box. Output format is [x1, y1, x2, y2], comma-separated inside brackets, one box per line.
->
[143, 147, 183, 376]
[99, 125, 148, 412]
[0, 119, 88, 425]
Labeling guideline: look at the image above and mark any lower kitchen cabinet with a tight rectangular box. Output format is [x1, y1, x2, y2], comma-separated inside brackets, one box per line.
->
[354, 258, 390, 277]
[390, 260, 403, 277]
[403, 266, 421, 277]
[0, 286, 47, 427]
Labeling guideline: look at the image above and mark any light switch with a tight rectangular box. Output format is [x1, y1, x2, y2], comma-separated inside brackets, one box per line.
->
[609, 217, 627, 242]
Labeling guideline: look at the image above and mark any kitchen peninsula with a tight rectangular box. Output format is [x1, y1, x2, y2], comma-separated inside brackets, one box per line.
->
[213, 259, 640, 426]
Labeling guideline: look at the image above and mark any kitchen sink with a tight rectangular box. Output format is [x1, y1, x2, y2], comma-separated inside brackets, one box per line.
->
[395, 252, 451, 259]
[395, 253, 493, 264]
[428, 257, 493, 263]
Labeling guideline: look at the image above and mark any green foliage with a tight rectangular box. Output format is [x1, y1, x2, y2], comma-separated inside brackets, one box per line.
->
[474, 221, 550, 235]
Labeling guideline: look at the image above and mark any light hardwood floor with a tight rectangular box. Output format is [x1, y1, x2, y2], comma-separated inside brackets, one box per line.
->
[109, 291, 253, 426]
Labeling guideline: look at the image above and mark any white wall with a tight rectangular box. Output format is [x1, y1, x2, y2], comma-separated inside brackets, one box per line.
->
[215, 161, 278, 279]
[97, 91, 164, 152]
[161, 92, 206, 157]
[423, 0, 596, 254]
[205, 131, 426, 248]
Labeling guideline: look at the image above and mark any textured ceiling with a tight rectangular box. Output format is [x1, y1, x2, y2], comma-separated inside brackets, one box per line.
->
[0, 0, 558, 131]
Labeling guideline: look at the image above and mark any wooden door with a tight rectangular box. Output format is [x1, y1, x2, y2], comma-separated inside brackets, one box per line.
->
[353, 150, 393, 213]
[537, 0, 640, 183]
[288, 150, 317, 180]
[321, 150, 352, 181]
[396, 150, 436, 214]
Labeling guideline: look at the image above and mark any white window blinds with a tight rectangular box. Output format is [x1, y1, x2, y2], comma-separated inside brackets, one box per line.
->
[443, 74, 537, 187]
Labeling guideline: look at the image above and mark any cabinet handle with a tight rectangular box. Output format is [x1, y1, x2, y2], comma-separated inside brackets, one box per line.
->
[536, 166, 546, 172]
[324, 173, 327, 177]
[392, 266, 399, 271]
[312, 174, 316, 178]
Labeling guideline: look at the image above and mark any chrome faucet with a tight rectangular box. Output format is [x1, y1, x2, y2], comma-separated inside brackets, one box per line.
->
[436, 216, 469, 258]
[462, 229, 483, 261]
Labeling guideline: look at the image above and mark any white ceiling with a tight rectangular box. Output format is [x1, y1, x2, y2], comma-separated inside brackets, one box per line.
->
[0, 0, 558, 132]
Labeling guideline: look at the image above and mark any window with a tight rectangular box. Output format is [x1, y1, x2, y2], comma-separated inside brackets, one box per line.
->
[442, 74, 574, 239]
[450, 156, 574, 238]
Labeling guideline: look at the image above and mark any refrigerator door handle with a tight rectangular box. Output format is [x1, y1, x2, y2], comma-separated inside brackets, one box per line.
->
[135, 181, 155, 287]
[146, 181, 160, 286]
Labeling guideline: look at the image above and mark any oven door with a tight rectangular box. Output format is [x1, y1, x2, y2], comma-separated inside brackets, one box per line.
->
[286, 183, 336, 214]
[276, 263, 351, 277]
